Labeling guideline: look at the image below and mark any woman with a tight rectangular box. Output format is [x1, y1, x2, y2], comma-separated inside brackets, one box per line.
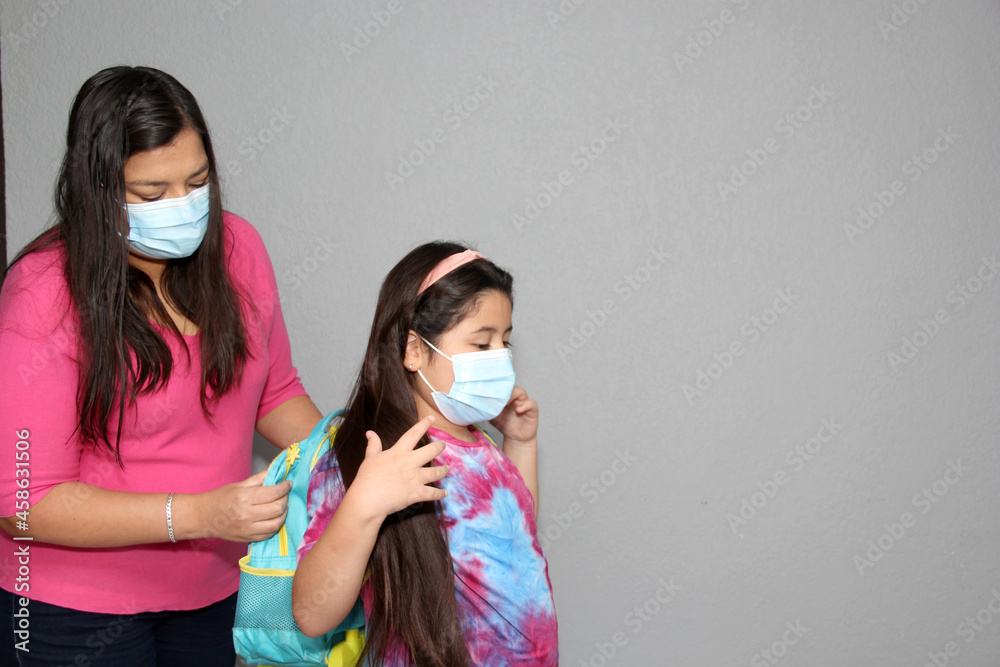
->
[0, 66, 322, 665]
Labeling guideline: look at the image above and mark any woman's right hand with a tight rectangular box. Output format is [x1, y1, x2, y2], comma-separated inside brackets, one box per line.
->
[347, 415, 449, 522]
[184, 470, 292, 542]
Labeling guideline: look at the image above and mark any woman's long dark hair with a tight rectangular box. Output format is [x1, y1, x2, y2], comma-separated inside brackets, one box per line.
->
[336, 242, 513, 666]
[4, 66, 248, 463]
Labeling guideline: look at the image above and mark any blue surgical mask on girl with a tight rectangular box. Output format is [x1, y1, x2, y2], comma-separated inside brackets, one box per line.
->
[416, 336, 515, 426]
[124, 184, 210, 259]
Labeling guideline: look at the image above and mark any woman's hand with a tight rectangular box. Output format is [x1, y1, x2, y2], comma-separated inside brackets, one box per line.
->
[346, 415, 449, 523]
[182, 470, 292, 542]
[491, 385, 538, 446]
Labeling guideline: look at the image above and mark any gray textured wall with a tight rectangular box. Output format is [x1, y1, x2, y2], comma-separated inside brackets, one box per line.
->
[4, 1, 1000, 664]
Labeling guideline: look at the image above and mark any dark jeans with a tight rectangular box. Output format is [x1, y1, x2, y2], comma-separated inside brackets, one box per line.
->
[0, 590, 237, 666]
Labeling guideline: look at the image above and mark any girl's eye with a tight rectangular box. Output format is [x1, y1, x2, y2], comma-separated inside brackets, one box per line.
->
[139, 194, 163, 202]
[474, 340, 512, 350]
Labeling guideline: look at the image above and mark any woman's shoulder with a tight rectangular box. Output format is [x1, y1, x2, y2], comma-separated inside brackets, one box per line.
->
[220, 212, 278, 295]
[1, 243, 73, 328]
[5, 241, 66, 285]
[221, 211, 268, 258]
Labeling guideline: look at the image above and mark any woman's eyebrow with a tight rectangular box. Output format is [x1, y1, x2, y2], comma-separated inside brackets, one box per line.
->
[126, 162, 209, 187]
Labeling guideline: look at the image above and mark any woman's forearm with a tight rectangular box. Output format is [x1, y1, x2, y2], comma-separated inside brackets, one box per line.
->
[0, 471, 290, 547]
[0, 482, 199, 547]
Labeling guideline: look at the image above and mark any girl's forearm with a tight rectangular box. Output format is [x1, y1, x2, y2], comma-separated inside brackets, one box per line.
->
[292, 490, 383, 638]
[503, 439, 539, 517]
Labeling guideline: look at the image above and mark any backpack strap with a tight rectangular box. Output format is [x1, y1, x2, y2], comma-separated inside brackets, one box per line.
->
[471, 423, 499, 448]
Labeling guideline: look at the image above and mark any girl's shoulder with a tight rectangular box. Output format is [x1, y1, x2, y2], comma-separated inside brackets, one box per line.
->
[428, 425, 495, 448]
[311, 443, 342, 477]
[299, 443, 348, 559]
[306, 441, 347, 505]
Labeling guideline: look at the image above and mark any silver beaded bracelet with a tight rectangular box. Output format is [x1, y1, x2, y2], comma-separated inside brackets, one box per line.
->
[166, 492, 177, 543]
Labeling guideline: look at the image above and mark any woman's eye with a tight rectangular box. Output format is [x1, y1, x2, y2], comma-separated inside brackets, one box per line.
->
[139, 194, 163, 202]
[503, 341, 513, 349]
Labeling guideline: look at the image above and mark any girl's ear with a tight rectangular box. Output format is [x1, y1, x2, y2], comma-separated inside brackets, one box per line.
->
[403, 330, 424, 372]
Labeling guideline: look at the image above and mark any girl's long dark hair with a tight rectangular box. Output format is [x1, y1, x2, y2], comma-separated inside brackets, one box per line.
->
[4, 66, 248, 463]
[336, 242, 513, 666]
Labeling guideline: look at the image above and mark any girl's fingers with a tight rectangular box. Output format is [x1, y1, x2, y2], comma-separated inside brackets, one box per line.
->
[388, 415, 436, 453]
[418, 464, 449, 485]
[365, 430, 383, 458]
[416, 486, 448, 503]
[508, 385, 528, 403]
[425, 486, 448, 500]
[367, 415, 436, 461]
[412, 440, 446, 467]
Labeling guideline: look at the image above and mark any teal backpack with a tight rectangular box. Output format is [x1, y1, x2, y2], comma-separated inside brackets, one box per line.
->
[233, 410, 366, 666]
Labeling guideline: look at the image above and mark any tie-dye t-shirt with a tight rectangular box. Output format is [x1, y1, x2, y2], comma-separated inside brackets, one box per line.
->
[297, 424, 559, 665]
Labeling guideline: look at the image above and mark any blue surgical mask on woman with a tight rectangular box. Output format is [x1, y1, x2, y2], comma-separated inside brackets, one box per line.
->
[416, 335, 515, 426]
[124, 183, 210, 259]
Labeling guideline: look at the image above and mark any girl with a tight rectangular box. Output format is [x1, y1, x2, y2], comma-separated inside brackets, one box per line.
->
[0, 66, 323, 665]
[292, 243, 558, 666]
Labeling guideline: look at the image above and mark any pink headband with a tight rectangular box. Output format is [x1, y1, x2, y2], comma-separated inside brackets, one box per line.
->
[418, 249, 485, 294]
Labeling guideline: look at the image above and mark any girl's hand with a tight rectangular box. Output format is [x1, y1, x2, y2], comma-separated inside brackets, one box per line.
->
[347, 415, 449, 523]
[490, 386, 538, 446]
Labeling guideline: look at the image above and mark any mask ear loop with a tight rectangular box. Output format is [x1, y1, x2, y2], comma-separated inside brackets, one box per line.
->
[415, 369, 438, 394]
[418, 335, 452, 361]
[414, 335, 451, 395]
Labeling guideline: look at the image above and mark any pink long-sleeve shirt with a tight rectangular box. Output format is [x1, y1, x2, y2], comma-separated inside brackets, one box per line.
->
[0, 213, 306, 613]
